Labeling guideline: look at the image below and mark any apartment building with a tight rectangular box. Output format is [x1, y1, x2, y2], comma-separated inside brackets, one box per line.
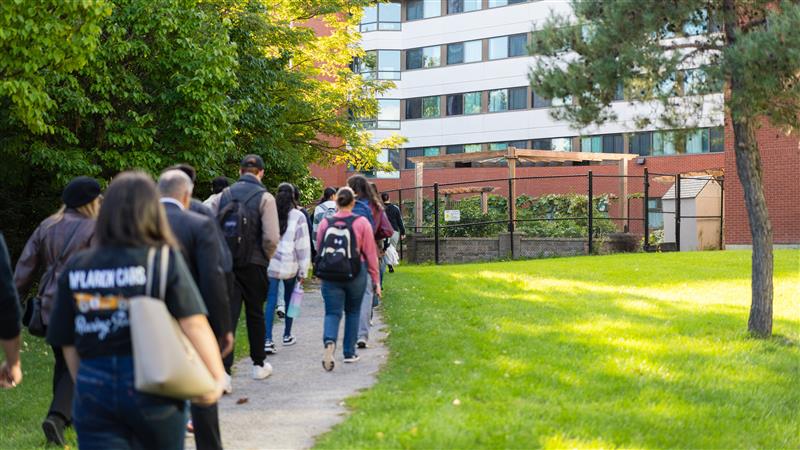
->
[310, 0, 800, 247]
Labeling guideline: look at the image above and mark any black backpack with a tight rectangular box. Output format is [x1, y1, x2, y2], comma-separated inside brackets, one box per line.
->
[314, 216, 361, 281]
[217, 187, 264, 268]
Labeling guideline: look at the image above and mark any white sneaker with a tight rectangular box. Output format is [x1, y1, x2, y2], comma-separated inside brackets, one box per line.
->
[251, 363, 273, 380]
[223, 373, 233, 395]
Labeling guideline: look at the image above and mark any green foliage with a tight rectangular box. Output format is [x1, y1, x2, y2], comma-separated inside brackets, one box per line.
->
[0, 0, 111, 134]
[318, 250, 800, 449]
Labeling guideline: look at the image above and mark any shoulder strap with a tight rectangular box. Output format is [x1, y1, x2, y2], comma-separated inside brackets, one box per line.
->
[144, 246, 169, 300]
[159, 245, 169, 300]
[145, 247, 157, 297]
[57, 221, 83, 264]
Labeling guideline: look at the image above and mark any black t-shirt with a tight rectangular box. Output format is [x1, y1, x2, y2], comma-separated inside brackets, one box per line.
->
[47, 245, 208, 359]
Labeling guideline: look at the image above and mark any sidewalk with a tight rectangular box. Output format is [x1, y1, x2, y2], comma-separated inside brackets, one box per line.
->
[188, 288, 388, 450]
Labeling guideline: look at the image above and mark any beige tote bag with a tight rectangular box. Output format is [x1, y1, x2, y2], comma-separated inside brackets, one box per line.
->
[130, 246, 216, 399]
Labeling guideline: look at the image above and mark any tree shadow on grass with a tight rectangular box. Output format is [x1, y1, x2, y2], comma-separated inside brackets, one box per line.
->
[379, 271, 800, 449]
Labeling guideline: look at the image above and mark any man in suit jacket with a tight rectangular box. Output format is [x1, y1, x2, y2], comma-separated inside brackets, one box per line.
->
[158, 169, 231, 450]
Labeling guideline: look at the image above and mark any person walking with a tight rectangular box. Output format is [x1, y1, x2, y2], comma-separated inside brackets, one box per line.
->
[264, 183, 311, 354]
[46, 171, 226, 450]
[381, 192, 405, 273]
[204, 176, 230, 209]
[0, 233, 22, 389]
[316, 187, 380, 370]
[14, 176, 101, 445]
[158, 170, 231, 450]
[312, 187, 337, 251]
[207, 155, 280, 381]
[346, 175, 389, 350]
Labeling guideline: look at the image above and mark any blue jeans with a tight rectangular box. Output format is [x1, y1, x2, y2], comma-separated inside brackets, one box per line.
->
[321, 265, 367, 358]
[265, 276, 297, 342]
[73, 355, 188, 450]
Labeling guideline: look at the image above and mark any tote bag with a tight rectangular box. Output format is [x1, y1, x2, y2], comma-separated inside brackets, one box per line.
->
[130, 246, 216, 399]
[286, 283, 304, 319]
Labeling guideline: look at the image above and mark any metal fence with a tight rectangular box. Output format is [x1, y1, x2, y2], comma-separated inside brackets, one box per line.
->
[382, 169, 724, 264]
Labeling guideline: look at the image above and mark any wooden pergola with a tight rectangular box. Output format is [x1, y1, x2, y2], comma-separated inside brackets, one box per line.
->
[408, 147, 639, 229]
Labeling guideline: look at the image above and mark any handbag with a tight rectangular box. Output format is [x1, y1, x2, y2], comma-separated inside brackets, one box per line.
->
[129, 246, 217, 400]
[286, 282, 304, 319]
[24, 222, 81, 337]
[375, 210, 395, 240]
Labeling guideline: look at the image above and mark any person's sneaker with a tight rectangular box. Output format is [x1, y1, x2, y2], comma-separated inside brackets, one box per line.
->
[388, 265, 395, 273]
[251, 363, 273, 380]
[344, 354, 360, 363]
[322, 341, 336, 372]
[264, 340, 277, 354]
[282, 335, 297, 346]
[223, 373, 233, 395]
[42, 415, 66, 446]
[357, 339, 368, 349]
[276, 305, 286, 319]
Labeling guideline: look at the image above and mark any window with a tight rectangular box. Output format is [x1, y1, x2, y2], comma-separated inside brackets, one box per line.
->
[374, 149, 401, 179]
[404, 147, 440, 169]
[447, 40, 481, 65]
[465, 144, 482, 152]
[464, 92, 481, 114]
[581, 134, 623, 153]
[629, 132, 652, 156]
[375, 99, 400, 129]
[648, 199, 664, 229]
[652, 130, 677, 155]
[355, 50, 401, 80]
[446, 145, 465, 154]
[509, 33, 528, 57]
[488, 36, 508, 60]
[488, 89, 508, 112]
[407, 0, 441, 21]
[709, 127, 724, 152]
[407, 46, 440, 69]
[446, 92, 481, 116]
[509, 87, 527, 110]
[448, 0, 480, 13]
[360, 3, 401, 32]
[533, 137, 572, 151]
[405, 96, 440, 119]
[489, 142, 508, 151]
[508, 140, 529, 149]
[532, 89, 551, 108]
[683, 8, 709, 36]
[632, 128, 723, 156]
[489, 0, 527, 7]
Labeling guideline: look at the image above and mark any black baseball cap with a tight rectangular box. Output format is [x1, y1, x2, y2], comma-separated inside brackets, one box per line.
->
[240, 154, 265, 170]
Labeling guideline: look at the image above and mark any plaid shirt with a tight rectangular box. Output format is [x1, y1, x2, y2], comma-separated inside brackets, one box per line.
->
[267, 209, 311, 279]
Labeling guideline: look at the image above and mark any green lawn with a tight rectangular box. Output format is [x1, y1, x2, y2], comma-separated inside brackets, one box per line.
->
[316, 250, 800, 449]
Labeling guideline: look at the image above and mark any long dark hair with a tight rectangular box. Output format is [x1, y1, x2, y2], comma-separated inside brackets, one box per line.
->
[95, 171, 178, 248]
[318, 187, 336, 205]
[347, 175, 383, 211]
[276, 183, 297, 236]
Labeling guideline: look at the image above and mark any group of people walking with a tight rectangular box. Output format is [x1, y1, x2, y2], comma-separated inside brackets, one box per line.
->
[0, 154, 405, 449]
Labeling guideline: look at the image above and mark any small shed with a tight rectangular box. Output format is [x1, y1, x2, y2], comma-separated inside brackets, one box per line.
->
[662, 177, 723, 251]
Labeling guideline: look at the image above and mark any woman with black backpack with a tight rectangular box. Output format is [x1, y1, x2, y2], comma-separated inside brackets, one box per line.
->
[14, 176, 101, 445]
[315, 187, 380, 371]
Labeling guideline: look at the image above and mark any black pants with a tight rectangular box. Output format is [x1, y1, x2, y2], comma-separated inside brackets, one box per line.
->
[223, 264, 268, 372]
[191, 403, 222, 450]
[50, 345, 73, 423]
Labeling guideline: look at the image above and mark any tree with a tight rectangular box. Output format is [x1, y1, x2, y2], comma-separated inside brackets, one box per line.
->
[206, 0, 405, 191]
[0, 0, 111, 134]
[530, 1, 800, 337]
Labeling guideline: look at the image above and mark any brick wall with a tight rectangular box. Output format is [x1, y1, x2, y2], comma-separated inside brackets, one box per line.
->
[723, 119, 800, 245]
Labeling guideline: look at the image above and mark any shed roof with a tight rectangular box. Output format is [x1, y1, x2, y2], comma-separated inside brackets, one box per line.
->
[662, 178, 716, 200]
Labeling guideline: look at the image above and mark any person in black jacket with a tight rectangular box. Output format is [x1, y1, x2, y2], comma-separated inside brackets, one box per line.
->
[158, 170, 231, 450]
[0, 232, 22, 388]
[381, 192, 405, 273]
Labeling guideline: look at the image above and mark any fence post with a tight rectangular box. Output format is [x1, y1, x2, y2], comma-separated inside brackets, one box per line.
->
[588, 171, 594, 255]
[433, 183, 440, 265]
[508, 177, 515, 259]
[675, 173, 681, 252]
[719, 177, 724, 249]
[397, 188, 403, 261]
[643, 168, 650, 252]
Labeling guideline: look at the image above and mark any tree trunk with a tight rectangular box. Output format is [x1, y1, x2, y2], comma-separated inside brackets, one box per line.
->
[724, 0, 774, 338]
[731, 118, 774, 337]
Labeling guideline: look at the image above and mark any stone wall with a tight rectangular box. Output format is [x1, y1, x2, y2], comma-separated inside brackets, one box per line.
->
[405, 233, 587, 264]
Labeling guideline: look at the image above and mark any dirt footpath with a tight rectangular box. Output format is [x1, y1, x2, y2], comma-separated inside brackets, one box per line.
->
[187, 288, 388, 450]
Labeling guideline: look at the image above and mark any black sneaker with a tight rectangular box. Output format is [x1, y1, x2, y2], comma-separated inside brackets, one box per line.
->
[344, 354, 360, 363]
[264, 341, 277, 354]
[282, 335, 296, 346]
[42, 415, 66, 446]
[357, 339, 368, 349]
[388, 265, 394, 273]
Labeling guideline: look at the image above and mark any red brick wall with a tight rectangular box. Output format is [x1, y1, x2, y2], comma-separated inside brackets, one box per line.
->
[723, 120, 800, 245]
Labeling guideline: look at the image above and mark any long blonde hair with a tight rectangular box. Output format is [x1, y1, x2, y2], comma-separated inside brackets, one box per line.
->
[47, 199, 102, 227]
